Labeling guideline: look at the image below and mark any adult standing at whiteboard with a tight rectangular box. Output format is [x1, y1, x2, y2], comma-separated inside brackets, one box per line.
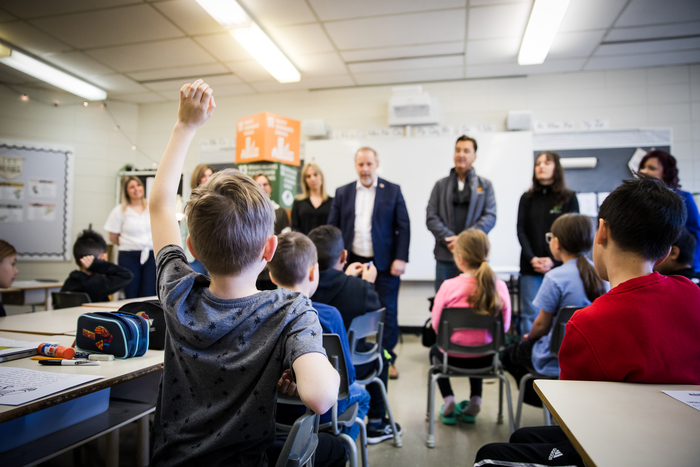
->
[427, 135, 497, 292]
[328, 147, 410, 378]
[104, 176, 155, 298]
[291, 163, 333, 235]
[516, 151, 578, 335]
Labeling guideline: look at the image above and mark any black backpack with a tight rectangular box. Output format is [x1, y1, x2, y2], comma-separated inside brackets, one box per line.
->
[118, 299, 166, 350]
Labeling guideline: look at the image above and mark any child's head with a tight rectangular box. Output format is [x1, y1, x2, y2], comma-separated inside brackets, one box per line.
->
[550, 214, 607, 301]
[655, 229, 696, 274]
[595, 176, 687, 280]
[308, 225, 345, 271]
[0, 240, 18, 289]
[186, 169, 275, 276]
[73, 229, 108, 265]
[452, 229, 502, 316]
[267, 232, 319, 295]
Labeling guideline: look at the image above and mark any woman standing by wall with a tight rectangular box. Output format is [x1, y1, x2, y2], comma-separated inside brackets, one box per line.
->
[180, 164, 213, 275]
[104, 176, 155, 298]
[291, 163, 333, 235]
[516, 152, 579, 336]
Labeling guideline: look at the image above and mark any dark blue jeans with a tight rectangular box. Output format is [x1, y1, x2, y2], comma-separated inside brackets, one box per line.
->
[435, 260, 461, 292]
[118, 250, 156, 299]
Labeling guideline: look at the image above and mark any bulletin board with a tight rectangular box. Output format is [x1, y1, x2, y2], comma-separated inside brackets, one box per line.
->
[0, 139, 74, 261]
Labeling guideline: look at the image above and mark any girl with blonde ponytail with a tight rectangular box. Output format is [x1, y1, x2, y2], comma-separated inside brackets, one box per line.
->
[430, 229, 512, 425]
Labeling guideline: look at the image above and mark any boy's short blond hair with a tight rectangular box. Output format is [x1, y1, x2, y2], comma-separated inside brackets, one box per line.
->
[186, 169, 274, 275]
[268, 232, 317, 287]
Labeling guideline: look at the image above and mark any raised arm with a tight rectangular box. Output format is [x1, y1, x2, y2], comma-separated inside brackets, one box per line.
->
[150, 80, 215, 256]
[292, 352, 340, 414]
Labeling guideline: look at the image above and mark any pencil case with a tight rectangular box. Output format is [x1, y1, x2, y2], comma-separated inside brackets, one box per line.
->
[75, 312, 149, 359]
[118, 299, 166, 350]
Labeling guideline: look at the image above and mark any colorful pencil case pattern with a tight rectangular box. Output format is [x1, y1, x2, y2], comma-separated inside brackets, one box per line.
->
[76, 312, 149, 359]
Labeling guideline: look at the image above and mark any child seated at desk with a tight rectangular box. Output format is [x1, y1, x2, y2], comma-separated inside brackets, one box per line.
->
[148, 80, 339, 467]
[475, 176, 700, 467]
[0, 240, 19, 317]
[654, 228, 700, 285]
[61, 229, 133, 302]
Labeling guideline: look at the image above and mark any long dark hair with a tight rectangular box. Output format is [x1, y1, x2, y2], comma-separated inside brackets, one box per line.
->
[528, 151, 572, 207]
[638, 150, 679, 190]
[551, 214, 606, 302]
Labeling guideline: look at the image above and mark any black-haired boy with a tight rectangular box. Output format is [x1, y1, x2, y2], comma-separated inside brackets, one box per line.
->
[654, 228, 700, 285]
[61, 229, 133, 302]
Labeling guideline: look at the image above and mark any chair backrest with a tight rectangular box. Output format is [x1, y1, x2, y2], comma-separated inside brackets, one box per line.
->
[275, 411, 319, 467]
[322, 333, 349, 400]
[549, 306, 582, 357]
[437, 307, 504, 356]
[347, 308, 385, 367]
[52, 291, 91, 309]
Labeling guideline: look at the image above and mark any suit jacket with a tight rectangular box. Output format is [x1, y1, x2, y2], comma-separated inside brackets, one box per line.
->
[328, 177, 410, 271]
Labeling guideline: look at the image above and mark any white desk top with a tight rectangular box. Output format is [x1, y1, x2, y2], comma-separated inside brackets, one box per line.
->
[82, 296, 158, 309]
[0, 306, 91, 335]
[535, 380, 700, 467]
[0, 331, 163, 423]
[0, 280, 63, 293]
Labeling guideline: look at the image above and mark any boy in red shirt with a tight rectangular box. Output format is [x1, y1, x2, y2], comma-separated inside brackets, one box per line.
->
[474, 176, 700, 467]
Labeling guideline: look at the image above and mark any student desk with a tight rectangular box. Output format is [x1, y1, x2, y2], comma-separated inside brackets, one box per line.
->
[534, 380, 700, 467]
[82, 295, 158, 309]
[0, 280, 64, 312]
[0, 306, 87, 336]
[0, 331, 163, 467]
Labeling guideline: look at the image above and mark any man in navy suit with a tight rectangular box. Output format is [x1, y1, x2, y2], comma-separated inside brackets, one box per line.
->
[328, 147, 410, 379]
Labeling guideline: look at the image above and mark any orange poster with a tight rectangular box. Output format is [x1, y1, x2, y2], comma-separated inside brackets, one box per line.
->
[235, 112, 300, 166]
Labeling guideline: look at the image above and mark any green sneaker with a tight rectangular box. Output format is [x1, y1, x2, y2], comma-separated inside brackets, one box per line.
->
[439, 404, 457, 425]
[456, 400, 477, 423]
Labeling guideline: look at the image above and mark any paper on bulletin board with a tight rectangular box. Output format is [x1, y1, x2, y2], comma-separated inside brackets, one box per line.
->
[0, 204, 22, 222]
[0, 367, 101, 406]
[27, 203, 56, 221]
[0, 155, 23, 180]
[28, 179, 57, 199]
[0, 182, 23, 201]
[577, 193, 598, 217]
[662, 390, 700, 412]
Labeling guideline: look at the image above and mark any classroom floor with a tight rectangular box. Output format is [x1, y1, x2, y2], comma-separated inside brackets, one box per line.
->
[43, 334, 547, 467]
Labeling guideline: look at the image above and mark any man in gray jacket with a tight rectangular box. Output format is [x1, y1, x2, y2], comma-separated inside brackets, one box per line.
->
[426, 135, 497, 291]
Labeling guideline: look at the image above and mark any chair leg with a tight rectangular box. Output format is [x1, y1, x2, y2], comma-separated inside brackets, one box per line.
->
[515, 373, 534, 430]
[426, 366, 434, 422]
[543, 406, 552, 426]
[499, 374, 515, 434]
[426, 374, 439, 448]
[497, 376, 504, 424]
[338, 433, 357, 467]
[355, 417, 368, 467]
[372, 376, 402, 448]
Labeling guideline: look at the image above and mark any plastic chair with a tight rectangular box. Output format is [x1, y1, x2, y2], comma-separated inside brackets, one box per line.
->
[426, 307, 514, 448]
[514, 306, 582, 429]
[275, 410, 319, 467]
[52, 291, 91, 309]
[347, 308, 402, 448]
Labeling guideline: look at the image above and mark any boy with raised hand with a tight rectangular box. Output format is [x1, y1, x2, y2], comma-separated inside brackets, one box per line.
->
[148, 80, 339, 467]
[474, 176, 700, 467]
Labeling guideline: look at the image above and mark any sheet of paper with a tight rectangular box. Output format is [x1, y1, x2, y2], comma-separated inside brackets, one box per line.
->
[0, 367, 101, 406]
[0, 338, 46, 357]
[663, 390, 700, 412]
[597, 192, 610, 207]
[576, 192, 598, 217]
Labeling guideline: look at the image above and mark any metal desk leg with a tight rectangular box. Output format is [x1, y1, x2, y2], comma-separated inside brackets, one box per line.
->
[137, 414, 150, 466]
[44, 289, 52, 311]
[106, 429, 119, 467]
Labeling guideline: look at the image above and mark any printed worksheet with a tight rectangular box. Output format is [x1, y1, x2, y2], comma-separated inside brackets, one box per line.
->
[663, 390, 700, 412]
[0, 367, 101, 405]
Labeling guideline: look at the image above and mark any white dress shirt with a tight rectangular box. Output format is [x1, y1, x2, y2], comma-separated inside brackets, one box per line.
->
[104, 204, 153, 264]
[352, 178, 377, 257]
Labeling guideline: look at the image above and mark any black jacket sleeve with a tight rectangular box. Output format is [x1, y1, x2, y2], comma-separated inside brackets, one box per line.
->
[83, 260, 134, 300]
[517, 194, 536, 261]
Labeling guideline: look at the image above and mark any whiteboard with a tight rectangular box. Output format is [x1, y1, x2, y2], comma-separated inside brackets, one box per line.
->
[305, 132, 533, 280]
[0, 139, 74, 261]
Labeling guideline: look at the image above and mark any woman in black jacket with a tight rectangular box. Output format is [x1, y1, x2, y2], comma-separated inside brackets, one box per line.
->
[517, 151, 578, 336]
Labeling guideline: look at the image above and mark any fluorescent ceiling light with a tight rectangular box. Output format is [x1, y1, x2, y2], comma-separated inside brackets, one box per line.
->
[0, 44, 10, 58]
[0, 49, 107, 100]
[196, 0, 300, 83]
[518, 0, 570, 65]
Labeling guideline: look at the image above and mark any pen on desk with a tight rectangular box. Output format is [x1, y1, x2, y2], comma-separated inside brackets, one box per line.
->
[32, 356, 64, 361]
[39, 360, 100, 366]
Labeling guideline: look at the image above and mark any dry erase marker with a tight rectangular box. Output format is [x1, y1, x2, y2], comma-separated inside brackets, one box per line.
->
[39, 360, 100, 366]
[74, 351, 114, 361]
[32, 356, 63, 361]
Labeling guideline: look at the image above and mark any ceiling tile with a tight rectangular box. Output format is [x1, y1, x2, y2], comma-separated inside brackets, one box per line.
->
[548, 30, 606, 60]
[43, 51, 115, 77]
[469, 0, 529, 5]
[605, 22, 700, 42]
[596, 37, 700, 56]
[239, 0, 317, 27]
[585, 50, 700, 70]
[194, 33, 252, 61]
[348, 55, 463, 73]
[466, 38, 520, 65]
[250, 74, 354, 92]
[152, 0, 228, 36]
[109, 92, 167, 103]
[89, 74, 148, 93]
[267, 24, 335, 55]
[466, 58, 585, 78]
[224, 60, 271, 82]
[352, 66, 464, 86]
[210, 83, 257, 97]
[30, 5, 184, 49]
[615, 0, 700, 27]
[341, 42, 464, 62]
[307, 0, 466, 21]
[0, 64, 43, 84]
[128, 64, 231, 82]
[324, 10, 466, 50]
[144, 74, 242, 91]
[0, 21, 73, 55]
[468, 2, 532, 40]
[558, 0, 627, 32]
[0, 10, 16, 22]
[86, 38, 217, 72]
[0, 0, 140, 18]
[294, 52, 348, 76]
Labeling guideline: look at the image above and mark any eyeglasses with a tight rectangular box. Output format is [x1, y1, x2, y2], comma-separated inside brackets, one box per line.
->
[545, 232, 553, 243]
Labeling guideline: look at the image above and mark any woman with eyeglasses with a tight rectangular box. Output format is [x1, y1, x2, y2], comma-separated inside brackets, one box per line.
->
[516, 152, 579, 336]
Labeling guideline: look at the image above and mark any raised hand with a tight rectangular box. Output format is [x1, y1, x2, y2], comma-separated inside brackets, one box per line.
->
[177, 79, 216, 130]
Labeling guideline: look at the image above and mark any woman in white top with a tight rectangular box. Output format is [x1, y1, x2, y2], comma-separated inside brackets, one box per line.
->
[104, 176, 155, 298]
